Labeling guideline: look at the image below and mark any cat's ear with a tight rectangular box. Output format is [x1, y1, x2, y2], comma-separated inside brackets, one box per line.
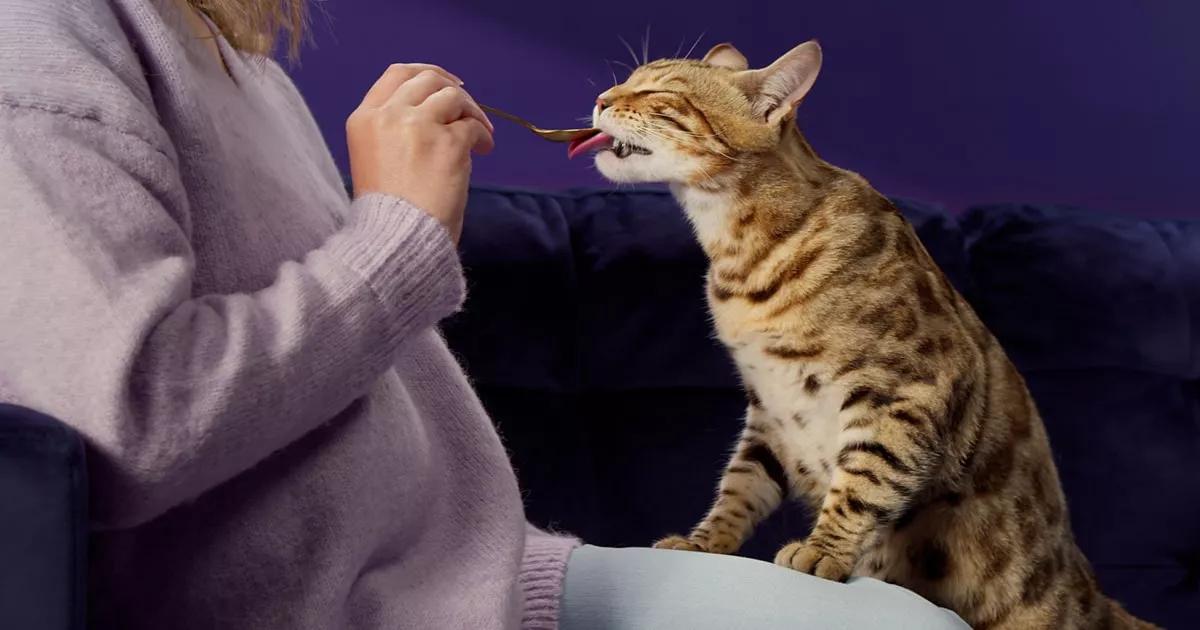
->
[702, 43, 749, 71]
[744, 40, 822, 125]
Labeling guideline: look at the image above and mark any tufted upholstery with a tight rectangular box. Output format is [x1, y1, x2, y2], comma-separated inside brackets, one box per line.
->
[444, 186, 1199, 628]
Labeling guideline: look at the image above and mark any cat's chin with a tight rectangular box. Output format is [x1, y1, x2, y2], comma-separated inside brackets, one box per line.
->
[594, 152, 670, 184]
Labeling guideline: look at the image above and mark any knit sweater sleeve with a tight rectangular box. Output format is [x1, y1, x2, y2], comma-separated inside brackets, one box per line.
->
[520, 524, 581, 629]
[0, 104, 464, 529]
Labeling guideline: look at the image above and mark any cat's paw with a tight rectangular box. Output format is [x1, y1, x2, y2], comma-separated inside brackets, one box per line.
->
[774, 541, 853, 582]
[653, 535, 707, 552]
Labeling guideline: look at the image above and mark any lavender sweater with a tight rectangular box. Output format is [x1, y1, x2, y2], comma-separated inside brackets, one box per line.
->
[0, 1, 577, 627]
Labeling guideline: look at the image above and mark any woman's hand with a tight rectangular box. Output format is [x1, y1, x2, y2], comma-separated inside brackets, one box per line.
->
[346, 63, 495, 244]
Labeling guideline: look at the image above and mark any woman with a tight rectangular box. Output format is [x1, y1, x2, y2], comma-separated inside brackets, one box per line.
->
[0, 0, 967, 628]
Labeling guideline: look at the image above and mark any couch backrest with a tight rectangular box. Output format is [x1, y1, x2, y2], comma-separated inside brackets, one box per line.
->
[446, 186, 1199, 627]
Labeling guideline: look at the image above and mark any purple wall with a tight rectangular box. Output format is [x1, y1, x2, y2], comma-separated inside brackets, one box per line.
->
[288, 1, 1198, 218]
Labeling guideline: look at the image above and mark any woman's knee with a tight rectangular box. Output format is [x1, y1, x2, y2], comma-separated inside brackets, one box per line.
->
[561, 546, 969, 630]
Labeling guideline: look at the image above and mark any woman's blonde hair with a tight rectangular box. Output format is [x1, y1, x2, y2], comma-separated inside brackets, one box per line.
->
[190, 0, 309, 59]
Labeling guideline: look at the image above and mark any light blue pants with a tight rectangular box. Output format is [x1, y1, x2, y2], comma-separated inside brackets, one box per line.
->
[559, 545, 969, 630]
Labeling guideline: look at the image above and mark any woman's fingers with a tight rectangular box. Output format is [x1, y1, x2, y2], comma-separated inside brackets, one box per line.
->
[360, 64, 493, 134]
[419, 86, 494, 133]
[347, 65, 488, 246]
[386, 70, 460, 109]
[360, 63, 462, 108]
[448, 117, 495, 155]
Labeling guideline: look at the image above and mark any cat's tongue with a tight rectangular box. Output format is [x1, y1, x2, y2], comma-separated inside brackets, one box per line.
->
[568, 130, 613, 159]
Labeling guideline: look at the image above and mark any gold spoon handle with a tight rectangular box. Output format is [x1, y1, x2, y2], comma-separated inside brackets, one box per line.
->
[479, 103, 533, 129]
[479, 103, 596, 143]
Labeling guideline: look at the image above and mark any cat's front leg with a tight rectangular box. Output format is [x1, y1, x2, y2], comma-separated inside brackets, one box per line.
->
[775, 387, 941, 580]
[655, 406, 788, 554]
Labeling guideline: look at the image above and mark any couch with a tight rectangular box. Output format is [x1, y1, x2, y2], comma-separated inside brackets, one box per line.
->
[443, 186, 1199, 628]
[2, 186, 1196, 628]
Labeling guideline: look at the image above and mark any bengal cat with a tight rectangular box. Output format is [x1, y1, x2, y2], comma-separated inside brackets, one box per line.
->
[571, 40, 1157, 629]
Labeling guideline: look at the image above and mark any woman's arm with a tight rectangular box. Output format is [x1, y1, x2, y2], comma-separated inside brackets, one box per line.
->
[0, 104, 461, 529]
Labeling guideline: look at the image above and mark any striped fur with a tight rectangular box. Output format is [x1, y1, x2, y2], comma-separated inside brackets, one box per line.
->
[589, 41, 1157, 629]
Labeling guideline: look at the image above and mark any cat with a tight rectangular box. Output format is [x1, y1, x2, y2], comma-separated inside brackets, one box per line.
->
[573, 40, 1158, 629]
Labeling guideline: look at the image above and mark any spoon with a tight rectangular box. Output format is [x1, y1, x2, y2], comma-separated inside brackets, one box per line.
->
[480, 104, 597, 143]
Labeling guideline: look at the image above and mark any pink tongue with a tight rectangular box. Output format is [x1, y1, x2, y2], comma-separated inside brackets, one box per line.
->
[568, 131, 613, 159]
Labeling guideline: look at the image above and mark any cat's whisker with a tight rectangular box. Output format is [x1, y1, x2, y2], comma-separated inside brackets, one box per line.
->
[674, 37, 686, 59]
[635, 128, 670, 146]
[586, 77, 596, 87]
[635, 125, 727, 171]
[645, 114, 707, 137]
[642, 121, 693, 139]
[698, 141, 736, 162]
[649, 127, 710, 148]
[641, 120, 694, 144]
[687, 157, 720, 189]
[648, 125, 735, 160]
[642, 24, 652, 65]
[684, 30, 707, 59]
[618, 35, 642, 69]
[603, 60, 619, 86]
[642, 119, 736, 162]
[607, 59, 636, 75]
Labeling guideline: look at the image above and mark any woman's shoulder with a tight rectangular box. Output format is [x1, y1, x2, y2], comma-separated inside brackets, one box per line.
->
[0, 0, 162, 146]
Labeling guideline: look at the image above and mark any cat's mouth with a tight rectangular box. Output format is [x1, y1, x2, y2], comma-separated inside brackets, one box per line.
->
[567, 131, 652, 160]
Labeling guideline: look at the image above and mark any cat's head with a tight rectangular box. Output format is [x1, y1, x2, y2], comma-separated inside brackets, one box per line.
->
[574, 40, 822, 186]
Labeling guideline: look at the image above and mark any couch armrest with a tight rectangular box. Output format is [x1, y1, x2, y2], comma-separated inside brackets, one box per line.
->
[0, 404, 87, 630]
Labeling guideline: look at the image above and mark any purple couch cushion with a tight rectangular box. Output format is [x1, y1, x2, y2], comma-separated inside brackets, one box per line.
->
[960, 204, 1200, 625]
[445, 187, 1198, 627]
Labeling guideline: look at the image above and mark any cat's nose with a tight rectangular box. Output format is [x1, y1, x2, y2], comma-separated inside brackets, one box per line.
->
[595, 97, 610, 113]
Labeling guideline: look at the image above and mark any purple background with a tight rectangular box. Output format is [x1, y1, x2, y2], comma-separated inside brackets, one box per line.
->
[287, 1, 1198, 218]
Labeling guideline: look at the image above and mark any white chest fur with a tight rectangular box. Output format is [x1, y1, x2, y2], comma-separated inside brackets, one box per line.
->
[672, 184, 848, 493]
[728, 335, 847, 494]
[671, 184, 734, 246]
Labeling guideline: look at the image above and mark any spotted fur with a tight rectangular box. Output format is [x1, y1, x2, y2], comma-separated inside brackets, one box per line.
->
[588, 40, 1156, 629]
